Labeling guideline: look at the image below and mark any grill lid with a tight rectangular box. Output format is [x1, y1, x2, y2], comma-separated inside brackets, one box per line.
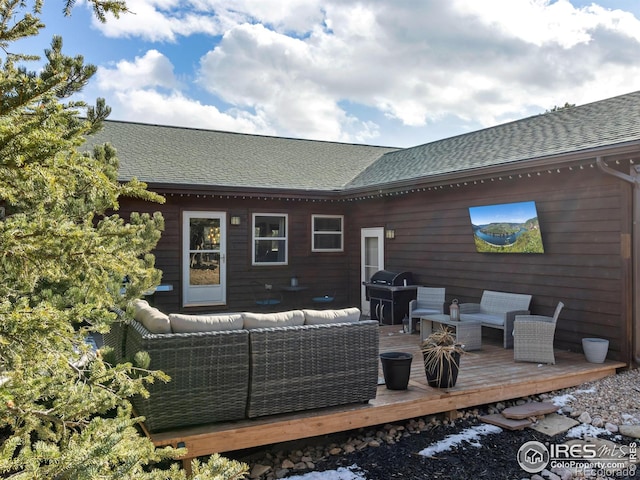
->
[369, 270, 413, 286]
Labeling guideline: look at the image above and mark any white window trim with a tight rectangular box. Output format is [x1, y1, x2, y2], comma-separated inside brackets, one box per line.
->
[311, 214, 344, 252]
[252, 213, 288, 265]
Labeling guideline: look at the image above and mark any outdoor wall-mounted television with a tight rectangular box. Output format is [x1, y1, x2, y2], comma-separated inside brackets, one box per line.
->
[468, 200, 544, 253]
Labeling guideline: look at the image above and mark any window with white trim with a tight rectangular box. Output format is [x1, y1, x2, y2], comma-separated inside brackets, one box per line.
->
[253, 213, 288, 265]
[312, 215, 344, 252]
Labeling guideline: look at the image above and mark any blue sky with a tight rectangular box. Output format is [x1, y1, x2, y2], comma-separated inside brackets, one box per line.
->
[19, 0, 640, 147]
[469, 201, 540, 226]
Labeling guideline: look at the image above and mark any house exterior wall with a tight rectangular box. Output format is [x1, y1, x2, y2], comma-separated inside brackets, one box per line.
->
[346, 165, 633, 363]
[119, 160, 634, 363]
[119, 194, 352, 314]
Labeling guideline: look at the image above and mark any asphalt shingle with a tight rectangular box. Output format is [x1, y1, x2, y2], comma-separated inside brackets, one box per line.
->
[84, 122, 399, 191]
[83, 91, 640, 192]
[347, 91, 640, 189]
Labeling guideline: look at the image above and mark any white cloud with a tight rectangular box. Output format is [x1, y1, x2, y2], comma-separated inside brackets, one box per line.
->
[96, 50, 180, 90]
[88, 0, 640, 145]
[98, 0, 225, 41]
[108, 89, 276, 135]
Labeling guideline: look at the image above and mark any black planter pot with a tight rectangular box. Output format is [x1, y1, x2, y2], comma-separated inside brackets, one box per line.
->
[379, 352, 413, 390]
[423, 351, 461, 388]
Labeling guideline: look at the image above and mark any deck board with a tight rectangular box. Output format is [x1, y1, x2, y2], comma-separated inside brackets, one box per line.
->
[148, 325, 626, 459]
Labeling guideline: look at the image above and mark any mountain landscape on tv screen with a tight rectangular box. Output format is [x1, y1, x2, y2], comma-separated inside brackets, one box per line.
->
[471, 216, 543, 253]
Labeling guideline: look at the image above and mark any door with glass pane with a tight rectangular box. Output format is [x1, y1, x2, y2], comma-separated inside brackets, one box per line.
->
[183, 212, 226, 306]
[360, 227, 384, 315]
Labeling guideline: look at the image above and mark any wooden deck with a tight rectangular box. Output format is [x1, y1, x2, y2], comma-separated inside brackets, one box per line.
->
[147, 325, 626, 460]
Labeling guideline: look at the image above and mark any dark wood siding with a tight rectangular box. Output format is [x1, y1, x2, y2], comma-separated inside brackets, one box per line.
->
[119, 163, 634, 363]
[118, 194, 352, 314]
[346, 167, 633, 362]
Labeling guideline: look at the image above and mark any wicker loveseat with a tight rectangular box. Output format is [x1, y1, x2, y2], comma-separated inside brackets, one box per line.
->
[105, 302, 379, 433]
[458, 290, 532, 349]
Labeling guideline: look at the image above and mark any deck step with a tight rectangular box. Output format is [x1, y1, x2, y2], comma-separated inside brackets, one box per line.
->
[501, 401, 559, 419]
[479, 414, 532, 430]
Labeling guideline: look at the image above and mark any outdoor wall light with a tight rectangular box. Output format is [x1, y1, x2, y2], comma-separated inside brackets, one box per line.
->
[230, 215, 241, 225]
[385, 229, 395, 240]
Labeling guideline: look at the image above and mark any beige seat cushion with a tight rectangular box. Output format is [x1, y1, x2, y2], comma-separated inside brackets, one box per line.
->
[243, 310, 305, 330]
[303, 307, 361, 325]
[132, 299, 150, 319]
[169, 313, 244, 333]
[133, 301, 171, 334]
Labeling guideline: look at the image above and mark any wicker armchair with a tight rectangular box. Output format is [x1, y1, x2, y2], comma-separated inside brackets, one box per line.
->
[408, 287, 446, 332]
[513, 302, 564, 364]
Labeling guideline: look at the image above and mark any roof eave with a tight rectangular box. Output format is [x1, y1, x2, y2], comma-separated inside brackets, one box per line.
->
[341, 140, 640, 198]
[138, 182, 344, 201]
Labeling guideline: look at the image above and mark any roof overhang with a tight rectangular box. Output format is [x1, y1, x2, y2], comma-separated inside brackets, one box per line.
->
[126, 140, 640, 203]
[340, 140, 640, 200]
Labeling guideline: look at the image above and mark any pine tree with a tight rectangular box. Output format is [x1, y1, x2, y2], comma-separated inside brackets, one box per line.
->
[0, 1, 248, 477]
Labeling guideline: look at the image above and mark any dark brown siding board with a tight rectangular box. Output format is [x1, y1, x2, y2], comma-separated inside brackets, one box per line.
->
[124, 194, 353, 313]
[117, 161, 633, 363]
[346, 168, 631, 361]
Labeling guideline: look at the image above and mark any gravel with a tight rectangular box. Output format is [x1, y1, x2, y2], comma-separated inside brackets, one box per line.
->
[228, 368, 640, 480]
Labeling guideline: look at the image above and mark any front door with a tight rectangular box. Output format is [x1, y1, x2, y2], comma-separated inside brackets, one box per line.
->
[361, 227, 384, 314]
[183, 211, 226, 306]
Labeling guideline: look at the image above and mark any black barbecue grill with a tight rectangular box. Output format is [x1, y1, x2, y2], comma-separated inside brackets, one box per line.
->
[364, 270, 416, 325]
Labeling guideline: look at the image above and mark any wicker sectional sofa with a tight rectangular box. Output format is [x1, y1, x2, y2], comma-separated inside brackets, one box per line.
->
[105, 302, 379, 433]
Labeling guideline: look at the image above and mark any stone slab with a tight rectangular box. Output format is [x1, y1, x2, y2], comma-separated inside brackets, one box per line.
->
[619, 424, 640, 439]
[479, 414, 532, 430]
[529, 413, 579, 436]
[501, 401, 559, 419]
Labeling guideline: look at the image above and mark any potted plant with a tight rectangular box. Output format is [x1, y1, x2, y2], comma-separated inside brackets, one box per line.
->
[421, 325, 466, 388]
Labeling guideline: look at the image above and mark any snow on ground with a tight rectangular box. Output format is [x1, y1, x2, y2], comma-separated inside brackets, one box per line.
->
[565, 423, 613, 439]
[281, 425, 505, 479]
[551, 393, 576, 407]
[417, 424, 503, 457]
[283, 465, 367, 480]
[551, 387, 597, 408]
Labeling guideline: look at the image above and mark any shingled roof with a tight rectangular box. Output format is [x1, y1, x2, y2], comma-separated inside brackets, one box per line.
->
[86, 90, 640, 193]
[347, 90, 640, 189]
[84, 121, 399, 191]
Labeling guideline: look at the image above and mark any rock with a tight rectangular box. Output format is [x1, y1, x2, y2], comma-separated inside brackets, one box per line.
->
[605, 422, 619, 433]
[540, 469, 560, 480]
[619, 424, 640, 438]
[591, 416, 604, 427]
[368, 440, 381, 447]
[274, 468, 289, 478]
[578, 411, 592, 424]
[550, 466, 573, 480]
[249, 464, 271, 478]
[328, 447, 342, 455]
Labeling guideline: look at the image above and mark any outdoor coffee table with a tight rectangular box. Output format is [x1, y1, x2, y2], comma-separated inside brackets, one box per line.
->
[420, 314, 482, 351]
